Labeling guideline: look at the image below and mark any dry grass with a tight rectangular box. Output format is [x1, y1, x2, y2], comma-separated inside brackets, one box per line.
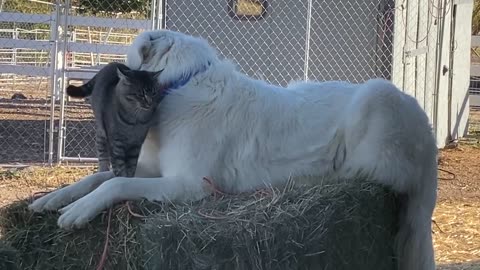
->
[0, 166, 94, 208]
[433, 201, 480, 264]
[433, 143, 480, 270]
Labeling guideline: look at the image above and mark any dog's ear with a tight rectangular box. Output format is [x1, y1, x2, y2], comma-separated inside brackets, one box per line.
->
[141, 44, 151, 62]
[126, 33, 153, 69]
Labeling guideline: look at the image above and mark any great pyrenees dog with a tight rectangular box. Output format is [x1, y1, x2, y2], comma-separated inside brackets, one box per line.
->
[29, 29, 437, 270]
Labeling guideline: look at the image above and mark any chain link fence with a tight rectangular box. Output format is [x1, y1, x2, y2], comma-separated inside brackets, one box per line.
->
[0, 0, 155, 164]
[0, 0, 452, 164]
[0, 0, 55, 163]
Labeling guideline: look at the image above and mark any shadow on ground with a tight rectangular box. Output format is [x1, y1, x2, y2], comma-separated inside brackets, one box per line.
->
[438, 261, 480, 270]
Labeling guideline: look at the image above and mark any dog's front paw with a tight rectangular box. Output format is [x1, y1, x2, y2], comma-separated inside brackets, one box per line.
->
[29, 172, 113, 213]
[29, 186, 75, 212]
[56, 180, 117, 229]
[57, 192, 111, 230]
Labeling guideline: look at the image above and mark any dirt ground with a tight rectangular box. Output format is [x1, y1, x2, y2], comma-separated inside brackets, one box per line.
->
[434, 145, 480, 269]
[434, 107, 480, 269]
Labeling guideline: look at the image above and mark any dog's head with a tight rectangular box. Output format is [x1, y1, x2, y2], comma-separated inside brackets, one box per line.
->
[126, 30, 217, 90]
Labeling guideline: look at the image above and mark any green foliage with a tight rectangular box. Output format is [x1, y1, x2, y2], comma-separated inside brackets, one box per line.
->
[74, 0, 151, 15]
[3, 0, 150, 16]
[3, 0, 52, 14]
[473, 0, 480, 35]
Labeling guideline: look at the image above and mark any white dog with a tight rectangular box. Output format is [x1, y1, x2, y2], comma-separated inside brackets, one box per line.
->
[29, 29, 437, 270]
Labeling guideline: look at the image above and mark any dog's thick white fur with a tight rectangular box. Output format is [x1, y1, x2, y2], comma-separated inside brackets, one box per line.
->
[29, 30, 437, 270]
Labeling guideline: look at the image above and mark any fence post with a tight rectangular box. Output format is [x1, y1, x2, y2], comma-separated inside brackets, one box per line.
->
[56, 0, 70, 164]
[48, 1, 61, 165]
[150, 0, 157, 30]
[433, 0, 449, 143]
[303, 0, 313, 81]
[150, 0, 164, 30]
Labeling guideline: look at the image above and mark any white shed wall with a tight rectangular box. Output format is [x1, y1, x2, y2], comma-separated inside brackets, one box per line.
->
[434, 0, 473, 147]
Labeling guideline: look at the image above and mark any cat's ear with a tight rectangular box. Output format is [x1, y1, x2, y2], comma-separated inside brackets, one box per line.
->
[152, 68, 164, 80]
[116, 67, 130, 84]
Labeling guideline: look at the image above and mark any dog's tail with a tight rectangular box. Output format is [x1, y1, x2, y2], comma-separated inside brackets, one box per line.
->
[395, 153, 437, 270]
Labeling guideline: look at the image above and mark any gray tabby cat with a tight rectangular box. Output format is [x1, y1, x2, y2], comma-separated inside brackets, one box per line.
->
[66, 62, 169, 177]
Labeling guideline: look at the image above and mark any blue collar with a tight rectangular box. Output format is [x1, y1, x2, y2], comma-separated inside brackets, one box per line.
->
[164, 61, 212, 95]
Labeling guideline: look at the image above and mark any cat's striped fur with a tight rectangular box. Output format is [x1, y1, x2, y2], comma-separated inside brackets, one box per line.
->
[66, 62, 168, 177]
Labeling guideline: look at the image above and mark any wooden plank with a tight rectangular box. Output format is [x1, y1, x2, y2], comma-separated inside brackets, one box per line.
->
[424, 1, 439, 122]
[67, 42, 129, 54]
[404, 47, 428, 58]
[391, 0, 407, 89]
[415, 0, 428, 112]
[0, 63, 104, 79]
[0, 11, 154, 30]
[0, 38, 51, 50]
[65, 66, 105, 80]
[454, 0, 474, 5]
[60, 14, 152, 30]
[0, 64, 49, 76]
[66, 71, 96, 80]
[0, 12, 53, 24]
[403, 0, 419, 97]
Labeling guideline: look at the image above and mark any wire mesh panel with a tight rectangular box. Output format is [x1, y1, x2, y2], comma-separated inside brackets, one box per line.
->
[0, 0, 56, 163]
[307, 0, 440, 124]
[58, 0, 154, 162]
[165, 0, 309, 86]
[306, 0, 395, 82]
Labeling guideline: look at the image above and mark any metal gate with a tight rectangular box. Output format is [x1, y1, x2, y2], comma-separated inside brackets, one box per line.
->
[53, 0, 157, 164]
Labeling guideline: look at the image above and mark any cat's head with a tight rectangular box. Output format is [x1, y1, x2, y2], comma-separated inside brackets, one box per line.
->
[115, 66, 166, 110]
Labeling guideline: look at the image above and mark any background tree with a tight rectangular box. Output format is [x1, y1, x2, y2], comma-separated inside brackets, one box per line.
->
[473, 0, 480, 35]
[73, 0, 150, 16]
[2, 0, 150, 17]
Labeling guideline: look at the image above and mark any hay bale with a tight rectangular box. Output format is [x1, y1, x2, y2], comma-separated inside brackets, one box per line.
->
[0, 181, 399, 270]
[0, 241, 18, 270]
